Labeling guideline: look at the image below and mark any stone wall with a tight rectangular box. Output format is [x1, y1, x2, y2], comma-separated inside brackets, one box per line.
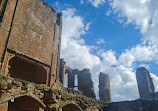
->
[0, 0, 61, 65]
[78, 68, 96, 98]
[66, 66, 74, 88]
[103, 99, 158, 111]
[64, 67, 96, 98]
[136, 67, 155, 99]
[99, 72, 111, 102]
[0, 75, 104, 111]
[0, 0, 62, 86]
[59, 59, 66, 87]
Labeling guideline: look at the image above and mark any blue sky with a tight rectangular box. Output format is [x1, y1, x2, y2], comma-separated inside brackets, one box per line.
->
[44, 0, 158, 101]
[46, 0, 142, 53]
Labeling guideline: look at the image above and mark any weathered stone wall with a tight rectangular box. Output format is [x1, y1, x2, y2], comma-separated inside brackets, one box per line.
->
[0, 75, 103, 111]
[103, 99, 158, 111]
[136, 67, 155, 99]
[99, 72, 111, 102]
[64, 67, 96, 98]
[66, 67, 74, 88]
[0, 0, 61, 65]
[0, 0, 62, 86]
[78, 68, 96, 98]
[0, 0, 17, 64]
[59, 59, 65, 87]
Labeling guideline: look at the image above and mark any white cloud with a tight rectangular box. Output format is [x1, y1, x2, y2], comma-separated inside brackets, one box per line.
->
[61, 0, 158, 101]
[80, 0, 84, 4]
[61, 8, 140, 102]
[139, 64, 150, 70]
[85, 22, 91, 31]
[101, 50, 117, 66]
[61, 8, 100, 70]
[110, 0, 158, 46]
[96, 38, 105, 45]
[151, 73, 158, 92]
[89, 0, 105, 8]
[108, 0, 158, 100]
[111, 0, 151, 34]
[108, 0, 158, 67]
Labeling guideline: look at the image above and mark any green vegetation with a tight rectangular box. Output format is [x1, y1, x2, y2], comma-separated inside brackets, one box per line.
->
[0, 74, 100, 106]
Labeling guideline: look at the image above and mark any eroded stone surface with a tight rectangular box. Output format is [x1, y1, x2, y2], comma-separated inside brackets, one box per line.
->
[0, 0, 61, 87]
[78, 68, 96, 99]
[103, 99, 158, 111]
[136, 67, 155, 99]
[65, 67, 96, 99]
[99, 72, 111, 102]
[0, 75, 104, 111]
[59, 59, 66, 87]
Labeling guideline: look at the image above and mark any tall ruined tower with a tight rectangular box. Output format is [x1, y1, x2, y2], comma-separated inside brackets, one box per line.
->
[0, 0, 62, 110]
[0, 0, 62, 87]
[99, 72, 111, 102]
[78, 68, 96, 98]
[136, 67, 155, 99]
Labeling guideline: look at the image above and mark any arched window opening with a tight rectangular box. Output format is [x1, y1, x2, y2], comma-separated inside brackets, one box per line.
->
[64, 73, 68, 88]
[8, 96, 43, 111]
[62, 104, 81, 111]
[74, 74, 78, 91]
[8, 57, 47, 84]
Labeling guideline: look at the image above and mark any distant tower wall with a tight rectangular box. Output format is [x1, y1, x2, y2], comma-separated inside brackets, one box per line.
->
[59, 59, 66, 87]
[66, 67, 74, 88]
[136, 67, 155, 99]
[78, 68, 96, 98]
[99, 72, 111, 102]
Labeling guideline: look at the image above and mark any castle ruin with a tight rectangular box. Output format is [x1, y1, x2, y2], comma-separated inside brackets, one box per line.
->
[0, 0, 103, 110]
[1, 0, 158, 111]
[136, 67, 155, 99]
[99, 73, 111, 102]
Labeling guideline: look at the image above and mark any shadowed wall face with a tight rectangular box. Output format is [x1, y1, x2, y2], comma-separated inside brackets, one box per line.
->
[78, 69, 96, 98]
[8, 96, 42, 111]
[62, 104, 81, 111]
[59, 59, 66, 86]
[9, 57, 47, 84]
[0, 0, 62, 86]
[99, 72, 111, 102]
[136, 67, 155, 99]
[103, 99, 158, 111]
[66, 68, 74, 88]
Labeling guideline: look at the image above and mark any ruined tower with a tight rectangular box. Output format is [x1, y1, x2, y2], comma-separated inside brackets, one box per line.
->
[78, 68, 96, 98]
[99, 72, 111, 102]
[136, 67, 155, 99]
[65, 67, 74, 88]
[0, 0, 62, 86]
[0, 0, 62, 110]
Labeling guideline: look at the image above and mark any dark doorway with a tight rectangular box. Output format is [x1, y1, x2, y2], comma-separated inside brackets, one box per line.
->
[8, 57, 47, 84]
[8, 96, 42, 111]
[62, 104, 81, 111]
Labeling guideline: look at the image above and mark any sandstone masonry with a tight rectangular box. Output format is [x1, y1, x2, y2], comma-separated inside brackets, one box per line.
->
[99, 72, 111, 102]
[136, 67, 155, 99]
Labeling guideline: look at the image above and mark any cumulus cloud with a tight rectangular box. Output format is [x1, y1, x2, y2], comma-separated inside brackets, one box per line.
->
[110, 0, 158, 45]
[61, 7, 140, 101]
[109, 0, 158, 70]
[108, 0, 158, 100]
[96, 38, 105, 45]
[80, 0, 84, 4]
[89, 0, 105, 8]
[61, 0, 158, 101]
[151, 73, 158, 92]
[61, 8, 100, 70]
